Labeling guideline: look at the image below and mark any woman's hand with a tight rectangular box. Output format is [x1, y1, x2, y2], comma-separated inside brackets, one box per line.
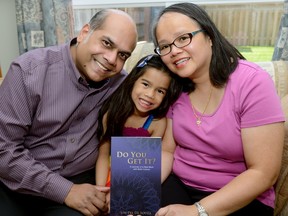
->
[155, 204, 197, 216]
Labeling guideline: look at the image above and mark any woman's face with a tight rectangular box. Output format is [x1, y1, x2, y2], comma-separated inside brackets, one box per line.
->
[155, 12, 212, 81]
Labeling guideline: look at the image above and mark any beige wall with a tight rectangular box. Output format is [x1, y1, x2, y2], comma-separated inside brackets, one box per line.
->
[0, 0, 19, 77]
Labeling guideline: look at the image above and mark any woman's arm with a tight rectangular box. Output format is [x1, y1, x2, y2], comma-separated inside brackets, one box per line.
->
[156, 122, 284, 216]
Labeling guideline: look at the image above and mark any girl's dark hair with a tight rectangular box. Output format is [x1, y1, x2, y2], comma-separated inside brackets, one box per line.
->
[97, 54, 183, 142]
[152, 3, 245, 92]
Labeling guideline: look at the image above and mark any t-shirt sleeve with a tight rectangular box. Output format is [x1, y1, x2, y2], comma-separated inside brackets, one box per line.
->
[239, 70, 284, 128]
[167, 105, 173, 119]
[166, 93, 186, 119]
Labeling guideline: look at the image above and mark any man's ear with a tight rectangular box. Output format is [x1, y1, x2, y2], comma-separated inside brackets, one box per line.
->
[77, 24, 90, 43]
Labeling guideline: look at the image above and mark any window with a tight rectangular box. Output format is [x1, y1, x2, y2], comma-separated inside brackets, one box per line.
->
[72, 0, 284, 61]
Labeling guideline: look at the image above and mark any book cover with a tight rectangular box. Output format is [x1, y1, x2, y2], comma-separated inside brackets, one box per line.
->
[110, 137, 161, 216]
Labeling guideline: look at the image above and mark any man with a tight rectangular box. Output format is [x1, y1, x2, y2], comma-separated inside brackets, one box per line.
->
[0, 9, 137, 216]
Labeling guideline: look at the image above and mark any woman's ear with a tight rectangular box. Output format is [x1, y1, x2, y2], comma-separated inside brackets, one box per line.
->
[208, 36, 212, 47]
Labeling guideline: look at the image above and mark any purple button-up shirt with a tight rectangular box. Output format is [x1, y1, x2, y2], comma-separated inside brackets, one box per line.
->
[0, 39, 127, 203]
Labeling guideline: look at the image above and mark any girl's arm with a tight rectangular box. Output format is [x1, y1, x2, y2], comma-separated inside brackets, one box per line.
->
[95, 140, 111, 186]
[159, 119, 177, 183]
[156, 122, 284, 216]
[150, 117, 167, 137]
[150, 117, 176, 183]
[96, 113, 111, 186]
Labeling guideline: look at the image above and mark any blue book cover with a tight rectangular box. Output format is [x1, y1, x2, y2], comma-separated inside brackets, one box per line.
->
[110, 137, 161, 216]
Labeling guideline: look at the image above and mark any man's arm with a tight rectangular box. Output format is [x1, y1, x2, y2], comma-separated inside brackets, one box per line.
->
[0, 63, 73, 203]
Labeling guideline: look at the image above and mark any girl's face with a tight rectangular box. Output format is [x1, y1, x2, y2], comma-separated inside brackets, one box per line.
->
[131, 68, 171, 116]
[155, 12, 212, 81]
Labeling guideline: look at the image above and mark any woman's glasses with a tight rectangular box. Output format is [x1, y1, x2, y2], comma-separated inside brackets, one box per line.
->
[154, 29, 204, 56]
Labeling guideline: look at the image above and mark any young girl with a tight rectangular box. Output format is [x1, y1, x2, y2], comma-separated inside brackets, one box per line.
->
[95, 54, 182, 187]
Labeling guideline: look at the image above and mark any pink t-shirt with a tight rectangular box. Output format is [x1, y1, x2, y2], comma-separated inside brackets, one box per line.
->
[167, 60, 284, 208]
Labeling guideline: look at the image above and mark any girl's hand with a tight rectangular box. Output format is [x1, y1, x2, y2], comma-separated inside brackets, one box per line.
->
[96, 186, 110, 215]
[106, 191, 111, 214]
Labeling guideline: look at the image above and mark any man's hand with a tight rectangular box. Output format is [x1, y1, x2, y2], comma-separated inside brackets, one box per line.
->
[64, 183, 110, 216]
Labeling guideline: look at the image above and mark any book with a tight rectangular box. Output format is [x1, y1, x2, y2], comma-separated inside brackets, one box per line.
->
[110, 137, 161, 216]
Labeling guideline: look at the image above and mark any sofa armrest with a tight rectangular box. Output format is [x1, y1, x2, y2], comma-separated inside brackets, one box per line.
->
[256, 61, 288, 99]
[275, 94, 288, 216]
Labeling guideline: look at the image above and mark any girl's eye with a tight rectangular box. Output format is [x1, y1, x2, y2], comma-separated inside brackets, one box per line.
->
[142, 82, 149, 87]
[157, 89, 166, 95]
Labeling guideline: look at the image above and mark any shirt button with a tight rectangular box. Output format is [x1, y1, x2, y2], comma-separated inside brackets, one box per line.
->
[70, 138, 75, 143]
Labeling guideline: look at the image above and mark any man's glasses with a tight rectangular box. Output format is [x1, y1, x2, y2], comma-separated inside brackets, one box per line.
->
[154, 29, 204, 56]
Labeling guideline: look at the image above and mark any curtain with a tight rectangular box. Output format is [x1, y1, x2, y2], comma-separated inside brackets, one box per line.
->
[15, 0, 74, 54]
[273, 0, 288, 61]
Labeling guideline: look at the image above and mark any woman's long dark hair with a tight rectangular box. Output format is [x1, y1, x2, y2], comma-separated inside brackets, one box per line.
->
[152, 2, 245, 92]
[97, 54, 183, 143]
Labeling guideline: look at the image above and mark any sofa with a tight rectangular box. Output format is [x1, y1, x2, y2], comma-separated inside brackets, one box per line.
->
[269, 60, 288, 216]
[1, 42, 288, 215]
[124, 41, 288, 216]
[251, 61, 288, 216]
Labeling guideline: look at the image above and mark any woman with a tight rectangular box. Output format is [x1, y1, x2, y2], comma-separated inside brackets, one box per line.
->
[152, 3, 285, 216]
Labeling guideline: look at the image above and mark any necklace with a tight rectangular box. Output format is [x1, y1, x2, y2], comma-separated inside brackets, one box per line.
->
[191, 85, 213, 126]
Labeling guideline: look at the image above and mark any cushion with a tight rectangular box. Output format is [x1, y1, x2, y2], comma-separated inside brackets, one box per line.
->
[123, 41, 154, 73]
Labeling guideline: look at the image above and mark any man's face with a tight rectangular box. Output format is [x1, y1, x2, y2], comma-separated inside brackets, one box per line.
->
[73, 13, 137, 82]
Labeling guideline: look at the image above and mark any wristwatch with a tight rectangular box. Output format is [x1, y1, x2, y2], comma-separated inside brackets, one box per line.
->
[195, 202, 209, 216]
